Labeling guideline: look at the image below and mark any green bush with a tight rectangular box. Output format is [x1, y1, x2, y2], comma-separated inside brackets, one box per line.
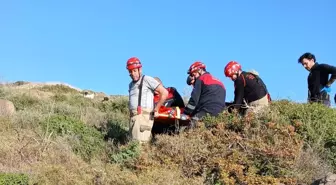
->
[0, 173, 29, 185]
[12, 81, 29, 86]
[98, 98, 129, 114]
[0, 87, 6, 98]
[67, 95, 96, 108]
[38, 84, 78, 94]
[109, 141, 140, 164]
[51, 94, 68, 102]
[40, 115, 105, 161]
[270, 101, 336, 170]
[103, 118, 129, 144]
[9, 93, 41, 111]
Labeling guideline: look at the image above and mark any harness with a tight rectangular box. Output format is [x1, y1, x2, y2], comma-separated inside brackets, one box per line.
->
[137, 75, 146, 115]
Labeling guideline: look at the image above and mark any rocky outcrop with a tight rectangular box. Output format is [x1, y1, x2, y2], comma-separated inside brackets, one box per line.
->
[312, 173, 336, 185]
[0, 99, 15, 116]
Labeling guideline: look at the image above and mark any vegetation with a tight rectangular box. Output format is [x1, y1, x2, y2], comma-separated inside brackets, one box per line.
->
[0, 84, 335, 184]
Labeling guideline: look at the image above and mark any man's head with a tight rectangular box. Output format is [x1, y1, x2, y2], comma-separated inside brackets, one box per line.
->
[127, 57, 142, 81]
[298, 52, 316, 71]
[224, 61, 242, 81]
[187, 61, 206, 78]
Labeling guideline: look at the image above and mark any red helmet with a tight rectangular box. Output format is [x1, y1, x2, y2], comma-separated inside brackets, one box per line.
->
[187, 61, 206, 74]
[224, 61, 241, 77]
[126, 57, 142, 70]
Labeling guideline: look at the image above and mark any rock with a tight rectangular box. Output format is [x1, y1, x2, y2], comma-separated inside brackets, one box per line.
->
[311, 173, 336, 185]
[0, 99, 15, 116]
[102, 97, 109, 101]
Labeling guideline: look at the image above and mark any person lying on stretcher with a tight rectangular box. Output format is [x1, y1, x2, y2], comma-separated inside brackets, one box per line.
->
[153, 77, 185, 110]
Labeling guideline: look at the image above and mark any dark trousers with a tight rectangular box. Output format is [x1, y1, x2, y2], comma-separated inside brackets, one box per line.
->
[309, 92, 331, 107]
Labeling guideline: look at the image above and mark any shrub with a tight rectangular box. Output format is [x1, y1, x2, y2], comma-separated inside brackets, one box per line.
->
[40, 115, 105, 161]
[8, 93, 42, 111]
[109, 141, 140, 165]
[67, 94, 96, 108]
[98, 98, 129, 114]
[38, 84, 78, 94]
[51, 94, 68, 102]
[0, 173, 29, 185]
[0, 87, 6, 98]
[103, 118, 129, 144]
[270, 101, 336, 170]
[12, 81, 29, 86]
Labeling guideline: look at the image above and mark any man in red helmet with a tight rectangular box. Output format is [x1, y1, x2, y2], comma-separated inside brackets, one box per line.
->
[182, 61, 226, 127]
[127, 57, 168, 143]
[224, 61, 270, 115]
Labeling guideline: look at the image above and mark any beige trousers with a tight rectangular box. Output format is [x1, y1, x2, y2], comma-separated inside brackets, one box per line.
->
[246, 95, 269, 115]
[129, 108, 154, 143]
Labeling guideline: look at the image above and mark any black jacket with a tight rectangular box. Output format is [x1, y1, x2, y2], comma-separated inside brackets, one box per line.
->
[183, 72, 226, 117]
[233, 71, 268, 109]
[308, 63, 336, 102]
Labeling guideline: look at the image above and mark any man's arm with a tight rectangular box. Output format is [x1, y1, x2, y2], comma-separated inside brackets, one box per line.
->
[154, 84, 168, 112]
[233, 77, 245, 109]
[144, 76, 168, 113]
[322, 64, 336, 86]
[184, 79, 202, 115]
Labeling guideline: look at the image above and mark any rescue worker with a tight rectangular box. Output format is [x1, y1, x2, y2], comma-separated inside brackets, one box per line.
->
[182, 61, 226, 127]
[224, 61, 270, 115]
[153, 77, 185, 108]
[298, 52, 336, 107]
[127, 57, 168, 143]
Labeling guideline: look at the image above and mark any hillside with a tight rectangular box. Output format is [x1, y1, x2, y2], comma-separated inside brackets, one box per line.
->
[0, 82, 335, 185]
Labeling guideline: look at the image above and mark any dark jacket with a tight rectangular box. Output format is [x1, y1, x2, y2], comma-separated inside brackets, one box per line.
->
[308, 63, 336, 102]
[232, 71, 268, 109]
[183, 72, 226, 117]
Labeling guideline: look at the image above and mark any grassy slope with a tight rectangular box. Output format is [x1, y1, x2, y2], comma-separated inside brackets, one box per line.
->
[0, 84, 335, 185]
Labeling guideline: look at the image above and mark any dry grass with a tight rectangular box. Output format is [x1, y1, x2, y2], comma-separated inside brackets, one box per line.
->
[0, 84, 334, 184]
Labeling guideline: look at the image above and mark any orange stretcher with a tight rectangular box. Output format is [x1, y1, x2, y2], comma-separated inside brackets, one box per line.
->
[152, 87, 191, 134]
[153, 105, 190, 134]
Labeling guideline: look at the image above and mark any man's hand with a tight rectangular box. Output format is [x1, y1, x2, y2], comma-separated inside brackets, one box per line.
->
[180, 113, 190, 120]
[153, 110, 159, 118]
[321, 86, 331, 93]
[150, 110, 159, 120]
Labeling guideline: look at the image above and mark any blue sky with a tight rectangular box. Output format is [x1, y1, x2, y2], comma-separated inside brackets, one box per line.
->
[0, 0, 335, 104]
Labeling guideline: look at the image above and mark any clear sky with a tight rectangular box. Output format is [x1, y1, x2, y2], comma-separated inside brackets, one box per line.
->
[0, 0, 335, 104]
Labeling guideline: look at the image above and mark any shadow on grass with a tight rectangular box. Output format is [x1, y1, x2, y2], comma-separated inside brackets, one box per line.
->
[103, 120, 129, 145]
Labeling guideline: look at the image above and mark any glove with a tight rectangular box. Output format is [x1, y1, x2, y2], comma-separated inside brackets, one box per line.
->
[321, 86, 331, 93]
[180, 114, 190, 120]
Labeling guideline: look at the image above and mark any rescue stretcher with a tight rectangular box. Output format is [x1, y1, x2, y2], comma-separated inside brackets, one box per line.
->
[152, 102, 191, 134]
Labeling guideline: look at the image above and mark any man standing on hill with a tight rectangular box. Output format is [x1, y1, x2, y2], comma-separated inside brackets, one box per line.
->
[298, 52, 336, 107]
[127, 57, 168, 143]
[182, 61, 226, 128]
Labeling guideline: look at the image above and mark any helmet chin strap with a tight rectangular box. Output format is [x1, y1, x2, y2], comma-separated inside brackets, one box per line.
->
[197, 69, 203, 77]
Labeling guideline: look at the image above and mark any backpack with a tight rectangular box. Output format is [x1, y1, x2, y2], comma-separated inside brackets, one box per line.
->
[247, 70, 271, 102]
